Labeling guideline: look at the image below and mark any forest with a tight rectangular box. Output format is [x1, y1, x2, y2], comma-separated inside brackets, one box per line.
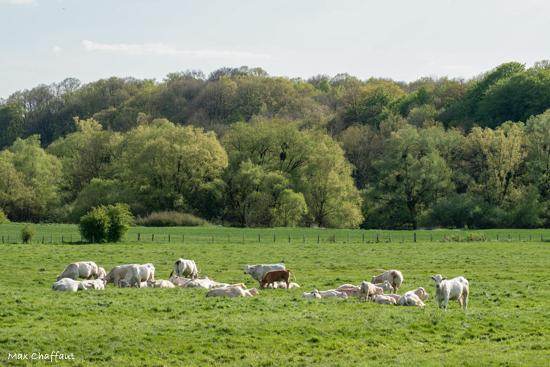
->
[1, 61, 550, 229]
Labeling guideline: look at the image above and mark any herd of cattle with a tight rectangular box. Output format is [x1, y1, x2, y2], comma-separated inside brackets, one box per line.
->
[51, 259, 470, 310]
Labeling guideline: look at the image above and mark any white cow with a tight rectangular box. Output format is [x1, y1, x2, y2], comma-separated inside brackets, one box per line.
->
[360, 281, 384, 300]
[184, 277, 216, 289]
[56, 261, 100, 281]
[138, 263, 155, 282]
[108, 264, 141, 288]
[151, 280, 176, 288]
[371, 270, 404, 291]
[399, 293, 425, 307]
[304, 289, 348, 299]
[244, 263, 286, 282]
[432, 274, 469, 310]
[80, 278, 106, 290]
[373, 281, 395, 293]
[206, 286, 258, 298]
[373, 295, 397, 305]
[302, 290, 322, 299]
[336, 284, 361, 296]
[52, 278, 84, 292]
[97, 267, 107, 279]
[170, 259, 199, 279]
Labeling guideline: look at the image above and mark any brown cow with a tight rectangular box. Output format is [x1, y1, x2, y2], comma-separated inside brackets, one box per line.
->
[260, 270, 291, 289]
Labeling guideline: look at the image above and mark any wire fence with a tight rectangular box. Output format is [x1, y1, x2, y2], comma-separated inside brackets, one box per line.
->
[1, 230, 549, 245]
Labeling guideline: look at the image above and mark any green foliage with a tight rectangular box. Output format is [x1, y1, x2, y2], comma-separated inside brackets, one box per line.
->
[135, 211, 208, 227]
[0, 209, 9, 224]
[20, 225, 35, 244]
[79, 204, 132, 243]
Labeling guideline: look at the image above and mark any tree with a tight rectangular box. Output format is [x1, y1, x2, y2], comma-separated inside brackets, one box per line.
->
[366, 126, 454, 229]
[0, 103, 24, 149]
[114, 119, 228, 217]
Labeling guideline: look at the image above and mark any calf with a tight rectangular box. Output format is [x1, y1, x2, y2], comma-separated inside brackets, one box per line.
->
[373, 295, 397, 305]
[359, 281, 384, 301]
[206, 285, 258, 298]
[244, 263, 286, 282]
[260, 270, 291, 289]
[52, 278, 84, 292]
[80, 278, 106, 290]
[432, 274, 469, 310]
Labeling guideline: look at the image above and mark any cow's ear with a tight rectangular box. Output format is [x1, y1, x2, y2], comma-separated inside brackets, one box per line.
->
[442, 277, 447, 280]
[431, 276, 436, 281]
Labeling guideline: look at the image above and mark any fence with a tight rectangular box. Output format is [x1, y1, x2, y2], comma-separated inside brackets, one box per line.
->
[0, 230, 549, 245]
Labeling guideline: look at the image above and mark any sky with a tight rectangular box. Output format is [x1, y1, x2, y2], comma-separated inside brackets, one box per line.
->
[1, 0, 549, 98]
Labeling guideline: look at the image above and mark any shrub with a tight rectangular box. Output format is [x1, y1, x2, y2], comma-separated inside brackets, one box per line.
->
[79, 203, 133, 243]
[135, 211, 208, 227]
[0, 209, 9, 224]
[21, 225, 35, 244]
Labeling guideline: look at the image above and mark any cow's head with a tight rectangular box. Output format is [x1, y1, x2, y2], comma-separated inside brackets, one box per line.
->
[244, 265, 253, 275]
[414, 287, 429, 301]
[431, 274, 446, 290]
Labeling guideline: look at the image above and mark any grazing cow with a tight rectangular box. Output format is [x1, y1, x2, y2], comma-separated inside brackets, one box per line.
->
[56, 261, 100, 281]
[371, 270, 404, 291]
[373, 281, 395, 293]
[170, 259, 198, 279]
[151, 280, 176, 288]
[336, 284, 361, 296]
[107, 264, 141, 288]
[244, 263, 286, 282]
[206, 285, 258, 298]
[373, 295, 397, 305]
[431, 274, 469, 310]
[80, 278, 106, 290]
[360, 281, 384, 300]
[137, 263, 155, 282]
[105, 264, 137, 286]
[52, 278, 84, 292]
[260, 270, 291, 289]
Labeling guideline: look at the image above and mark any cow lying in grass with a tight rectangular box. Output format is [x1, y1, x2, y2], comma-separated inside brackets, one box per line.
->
[57, 261, 100, 281]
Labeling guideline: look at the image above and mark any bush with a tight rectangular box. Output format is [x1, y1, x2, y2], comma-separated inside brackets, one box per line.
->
[0, 209, 9, 224]
[135, 211, 208, 227]
[21, 225, 35, 244]
[79, 204, 133, 243]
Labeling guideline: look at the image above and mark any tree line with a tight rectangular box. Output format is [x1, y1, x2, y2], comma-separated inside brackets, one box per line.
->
[0, 62, 550, 228]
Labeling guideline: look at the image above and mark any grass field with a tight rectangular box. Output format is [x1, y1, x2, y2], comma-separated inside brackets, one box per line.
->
[1, 225, 550, 366]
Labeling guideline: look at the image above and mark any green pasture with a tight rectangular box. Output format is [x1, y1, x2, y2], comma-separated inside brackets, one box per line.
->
[1, 229, 549, 366]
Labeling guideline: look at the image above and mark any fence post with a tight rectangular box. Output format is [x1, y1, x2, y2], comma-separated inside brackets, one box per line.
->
[242, 233, 245, 244]
[413, 232, 417, 243]
[303, 235, 305, 244]
[362, 232, 365, 244]
[389, 233, 391, 242]
[541, 233, 544, 242]
[183, 234, 185, 243]
[376, 233, 379, 243]
[42, 235, 44, 244]
[430, 233, 433, 242]
[1, 235, 3, 244]
[317, 234, 320, 244]
[138, 233, 141, 241]
[497, 234, 499, 241]
[70, 235, 72, 243]
[258, 234, 261, 243]
[273, 233, 276, 243]
[211, 235, 214, 244]
[288, 235, 291, 244]
[152, 234, 154, 242]
[508, 234, 511, 241]
[168, 234, 171, 243]
[347, 233, 350, 243]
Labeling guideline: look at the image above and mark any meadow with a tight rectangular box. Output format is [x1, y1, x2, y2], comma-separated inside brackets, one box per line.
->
[1, 225, 550, 366]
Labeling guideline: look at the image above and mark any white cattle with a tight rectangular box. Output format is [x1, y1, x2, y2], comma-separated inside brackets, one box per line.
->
[385, 294, 402, 303]
[97, 267, 107, 279]
[116, 265, 141, 288]
[373, 281, 395, 293]
[360, 281, 384, 300]
[371, 270, 404, 291]
[80, 278, 106, 290]
[170, 259, 198, 279]
[373, 295, 397, 305]
[305, 289, 348, 299]
[432, 274, 469, 310]
[56, 261, 100, 281]
[169, 276, 192, 287]
[336, 284, 361, 296]
[244, 263, 286, 282]
[151, 280, 176, 288]
[399, 293, 425, 308]
[105, 264, 139, 286]
[302, 290, 322, 299]
[52, 278, 84, 292]
[138, 263, 155, 282]
[206, 285, 258, 298]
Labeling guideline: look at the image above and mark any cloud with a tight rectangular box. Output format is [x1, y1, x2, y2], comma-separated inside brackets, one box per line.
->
[0, 0, 36, 5]
[52, 46, 62, 53]
[81, 40, 271, 60]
